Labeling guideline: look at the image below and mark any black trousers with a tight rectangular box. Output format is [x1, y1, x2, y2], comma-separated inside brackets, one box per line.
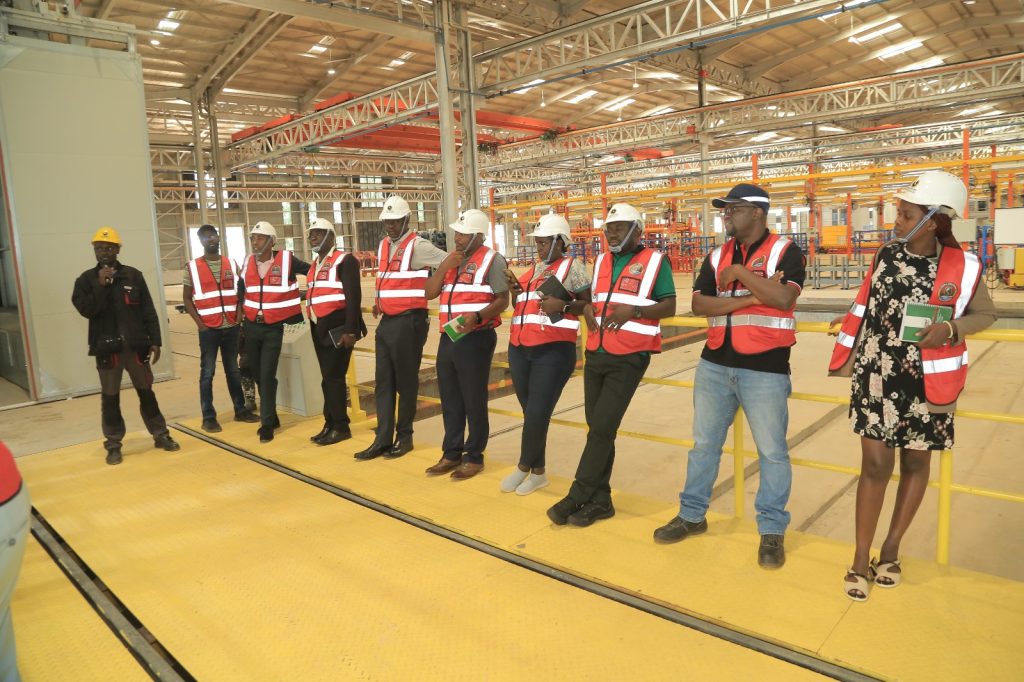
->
[310, 322, 354, 432]
[242, 320, 284, 427]
[96, 351, 169, 452]
[372, 311, 429, 447]
[507, 341, 577, 470]
[436, 329, 497, 465]
[567, 350, 650, 506]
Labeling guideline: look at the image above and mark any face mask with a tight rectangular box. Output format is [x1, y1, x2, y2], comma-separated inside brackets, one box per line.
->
[892, 206, 939, 244]
[252, 238, 272, 257]
[607, 222, 637, 254]
[543, 237, 563, 264]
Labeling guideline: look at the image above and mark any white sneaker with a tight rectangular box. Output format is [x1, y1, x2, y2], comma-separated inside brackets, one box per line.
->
[516, 473, 549, 495]
[500, 468, 530, 493]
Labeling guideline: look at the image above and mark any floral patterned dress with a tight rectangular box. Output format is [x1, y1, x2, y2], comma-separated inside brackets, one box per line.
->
[849, 243, 954, 450]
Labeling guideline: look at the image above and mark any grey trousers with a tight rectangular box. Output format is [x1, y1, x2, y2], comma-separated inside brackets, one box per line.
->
[0, 485, 30, 682]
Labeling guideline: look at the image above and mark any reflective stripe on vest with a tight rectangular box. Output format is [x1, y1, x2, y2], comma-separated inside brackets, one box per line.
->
[242, 250, 302, 324]
[510, 256, 580, 347]
[705, 234, 797, 355]
[439, 247, 501, 331]
[308, 249, 347, 319]
[920, 248, 981, 406]
[376, 231, 429, 315]
[829, 246, 981, 407]
[586, 249, 663, 354]
[189, 256, 238, 328]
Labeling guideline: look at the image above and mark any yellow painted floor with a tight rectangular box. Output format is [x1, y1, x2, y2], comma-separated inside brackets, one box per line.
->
[177, 413, 1024, 682]
[15, 430, 827, 681]
[12, 536, 149, 681]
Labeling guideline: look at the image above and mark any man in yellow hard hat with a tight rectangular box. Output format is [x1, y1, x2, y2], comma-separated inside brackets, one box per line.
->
[72, 227, 180, 465]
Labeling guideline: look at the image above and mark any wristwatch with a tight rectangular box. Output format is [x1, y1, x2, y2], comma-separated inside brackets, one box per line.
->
[633, 305, 643, 319]
[562, 303, 572, 314]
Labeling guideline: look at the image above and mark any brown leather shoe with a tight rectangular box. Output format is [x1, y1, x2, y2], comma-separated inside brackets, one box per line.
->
[425, 456, 461, 476]
[450, 461, 484, 480]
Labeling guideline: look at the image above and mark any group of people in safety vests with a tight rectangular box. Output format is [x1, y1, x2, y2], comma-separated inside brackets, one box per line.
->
[72, 172, 996, 602]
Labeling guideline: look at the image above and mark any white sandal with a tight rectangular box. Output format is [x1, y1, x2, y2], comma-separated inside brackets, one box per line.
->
[844, 569, 873, 602]
[871, 558, 902, 588]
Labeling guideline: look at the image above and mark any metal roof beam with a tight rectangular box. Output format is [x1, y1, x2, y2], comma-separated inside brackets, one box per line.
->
[217, 0, 435, 44]
[298, 38, 394, 111]
[192, 11, 278, 95]
[480, 54, 1024, 171]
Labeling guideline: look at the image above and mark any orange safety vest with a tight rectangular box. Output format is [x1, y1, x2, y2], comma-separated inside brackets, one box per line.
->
[829, 245, 982, 408]
[307, 249, 347, 319]
[510, 256, 580, 347]
[188, 256, 238, 328]
[376, 232, 429, 315]
[439, 246, 501, 331]
[705, 234, 797, 355]
[242, 250, 302, 324]
[587, 248, 663, 354]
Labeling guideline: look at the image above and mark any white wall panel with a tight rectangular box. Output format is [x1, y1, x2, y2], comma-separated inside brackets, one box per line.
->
[0, 38, 172, 399]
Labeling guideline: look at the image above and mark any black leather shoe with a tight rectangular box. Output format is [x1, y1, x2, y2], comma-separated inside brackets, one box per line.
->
[758, 534, 786, 569]
[310, 424, 331, 442]
[354, 444, 388, 461]
[258, 426, 274, 443]
[272, 415, 281, 430]
[154, 434, 181, 452]
[317, 429, 352, 446]
[567, 501, 615, 527]
[201, 419, 222, 433]
[105, 448, 122, 465]
[653, 516, 708, 544]
[234, 410, 260, 423]
[383, 439, 413, 459]
[546, 496, 584, 526]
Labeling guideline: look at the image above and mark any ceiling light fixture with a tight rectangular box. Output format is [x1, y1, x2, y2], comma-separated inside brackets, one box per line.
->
[876, 40, 924, 60]
[150, 39, 160, 46]
[633, 64, 639, 89]
[328, 67, 336, 75]
[849, 23, 901, 43]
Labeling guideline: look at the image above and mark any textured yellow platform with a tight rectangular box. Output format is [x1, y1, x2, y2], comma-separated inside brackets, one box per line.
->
[12, 536, 148, 681]
[17, 431, 824, 681]
[178, 413, 1024, 681]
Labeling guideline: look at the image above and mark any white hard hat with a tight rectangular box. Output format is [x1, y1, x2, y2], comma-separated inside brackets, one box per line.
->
[308, 217, 335, 233]
[894, 170, 967, 218]
[605, 203, 644, 228]
[450, 208, 490, 235]
[250, 221, 277, 240]
[529, 213, 572, 243]
[379, 195, 411, 220]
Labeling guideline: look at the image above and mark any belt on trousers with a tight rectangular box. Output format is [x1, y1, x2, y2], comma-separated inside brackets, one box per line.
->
[382, 309, 428, 319]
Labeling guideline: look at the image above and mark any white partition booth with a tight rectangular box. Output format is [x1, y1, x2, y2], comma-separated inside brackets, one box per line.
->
[0, 16, 173, 401]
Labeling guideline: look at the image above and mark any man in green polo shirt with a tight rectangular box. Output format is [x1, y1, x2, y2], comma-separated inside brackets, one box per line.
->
[547, 203, 677, 527]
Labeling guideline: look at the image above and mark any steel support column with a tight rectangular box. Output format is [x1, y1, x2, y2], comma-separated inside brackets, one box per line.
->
[454, 2, 479, 208]
[434, 0, 458, 229]
[190, 98, 210, 225]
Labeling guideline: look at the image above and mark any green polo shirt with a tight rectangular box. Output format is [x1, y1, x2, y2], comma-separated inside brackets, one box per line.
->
[595, 247, 676, 354]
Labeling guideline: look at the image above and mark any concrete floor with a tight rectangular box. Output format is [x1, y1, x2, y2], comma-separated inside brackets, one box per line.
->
[3, 271, 1022, 581]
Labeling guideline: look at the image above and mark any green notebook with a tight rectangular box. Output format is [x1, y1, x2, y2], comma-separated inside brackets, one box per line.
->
[899, 302, 952, 343]
[442, 315, 469, 342]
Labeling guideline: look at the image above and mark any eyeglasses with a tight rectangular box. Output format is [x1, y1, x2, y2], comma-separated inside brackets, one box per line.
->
[720, 204, 756, 215]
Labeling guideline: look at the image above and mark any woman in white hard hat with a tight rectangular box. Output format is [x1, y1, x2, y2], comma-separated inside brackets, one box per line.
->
[828, 170, 996, 601]
[501, 213, 593, 495]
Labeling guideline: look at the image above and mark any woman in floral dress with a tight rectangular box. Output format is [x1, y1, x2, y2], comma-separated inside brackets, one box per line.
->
[829, 171, 996, 601]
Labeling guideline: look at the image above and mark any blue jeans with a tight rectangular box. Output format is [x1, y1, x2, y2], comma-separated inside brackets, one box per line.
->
[678, 359, 792, 535]
[199, 325, 246, 421]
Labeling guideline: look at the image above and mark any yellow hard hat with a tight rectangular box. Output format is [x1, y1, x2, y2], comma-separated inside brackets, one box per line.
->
[91, 226, 122, 245]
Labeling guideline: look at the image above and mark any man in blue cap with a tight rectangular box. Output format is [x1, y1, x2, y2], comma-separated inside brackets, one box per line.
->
[654, 183, 805, 569]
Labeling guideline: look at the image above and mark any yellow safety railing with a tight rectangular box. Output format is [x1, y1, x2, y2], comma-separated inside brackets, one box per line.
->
[345, 309, 1024, 566]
